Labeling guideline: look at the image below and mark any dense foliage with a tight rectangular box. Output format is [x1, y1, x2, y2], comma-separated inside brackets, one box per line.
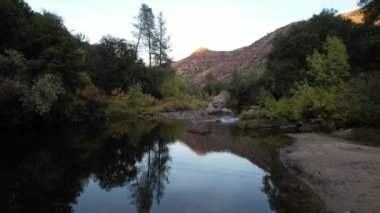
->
[0, 0, 84, 125]
[218, 9, 380, 128]
[2, 0, 379, 129]
[266, 9, 380, 97]
[264, 9, 380, 128]
[0, 1, 202, 127]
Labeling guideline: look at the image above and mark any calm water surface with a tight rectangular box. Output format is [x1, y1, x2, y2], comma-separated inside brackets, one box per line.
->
[0, 119, 324, 213]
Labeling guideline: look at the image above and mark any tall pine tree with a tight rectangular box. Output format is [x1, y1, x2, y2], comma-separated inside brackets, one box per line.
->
[154, 12, 171, 66]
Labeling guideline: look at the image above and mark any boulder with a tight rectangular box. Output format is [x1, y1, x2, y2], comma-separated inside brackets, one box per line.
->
[209, 90, 230, 109]
[205, 107, 233, 115]
[220, 108, 233, 114]
[205, 91, 233, 115]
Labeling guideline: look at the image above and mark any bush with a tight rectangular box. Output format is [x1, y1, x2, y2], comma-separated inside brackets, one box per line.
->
[234, 119, 262, 129]
[104, 85, 155, 119]
[225, 69, 268, 107]
[241, 108, 268, 120]
[160, 75, 187, 98]
[127, 84, 155, 109]
[63, 72, 106, 122]
[346, 73, 380, 127]
[149, 96, 207, 112]
[266, 98, 299, 124]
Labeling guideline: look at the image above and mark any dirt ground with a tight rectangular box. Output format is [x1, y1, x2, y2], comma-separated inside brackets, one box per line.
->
[280, 133, 380, 213]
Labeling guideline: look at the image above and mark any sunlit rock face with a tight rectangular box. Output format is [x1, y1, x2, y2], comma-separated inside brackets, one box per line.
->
[172, 24, 293, 85]
[341, 9, 367, 24]
[341, 9, 380, 25]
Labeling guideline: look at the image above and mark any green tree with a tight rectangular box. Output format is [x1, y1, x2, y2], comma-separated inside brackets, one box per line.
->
[266, 36, 352, 128]
[64, 72, 106, 122]
[86, 35, 143, 94]
[226, 69, 267, 107]
[203, 73, 223, 96]
[266, 9, 355, 97]
[160, 75, 187, 98]
[306, 36, 350, 86]
[294, 37, 350, 127]
[22, 73, 65, 115]
[0, 0, 32, 51]
[0, 1, 87, 125]
[133, 4, 155, 67]
[154, 12, 171, 66]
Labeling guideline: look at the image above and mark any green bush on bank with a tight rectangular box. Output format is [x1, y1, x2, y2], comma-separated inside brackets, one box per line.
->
[149, 96, 207, 113]
[102, 75, 207, 118]
[241, 109, 268, 120]
[262, 36, 380, 129]
[104, 85, 155, 119]
[149, 75, 208, 112]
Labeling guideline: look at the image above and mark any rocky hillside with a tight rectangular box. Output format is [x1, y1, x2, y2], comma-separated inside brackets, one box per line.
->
[341, 9, 380, 25]
[341, 9, 367, 24]
[172, 9, 378, 85]
[172, 24, 293, 85]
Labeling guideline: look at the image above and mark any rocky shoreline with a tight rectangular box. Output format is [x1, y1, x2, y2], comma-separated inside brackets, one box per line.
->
[157, 110, 221, 120]
[143, 90, 235, 121]
[280, 133, 380, 213]
[146, 110, 380, 212]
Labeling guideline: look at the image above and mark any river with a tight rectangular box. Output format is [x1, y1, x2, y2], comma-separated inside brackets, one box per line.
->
[0, 118, 324, 213]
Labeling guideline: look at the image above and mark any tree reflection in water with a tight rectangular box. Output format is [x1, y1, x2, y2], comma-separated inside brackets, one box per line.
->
[90, 119, 177, 212]
[129, 139, 171, 213]
[0, 119, 324, 213]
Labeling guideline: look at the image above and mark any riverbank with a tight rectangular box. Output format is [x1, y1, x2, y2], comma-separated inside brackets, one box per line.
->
[142, 110, 236, 121]
[280, 133, 380, 213]
[157, 110, 217, 120]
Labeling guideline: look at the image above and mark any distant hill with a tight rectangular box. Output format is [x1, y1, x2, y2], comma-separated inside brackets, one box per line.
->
[172, 9, 377, 85]
[172, 24, 293, 85]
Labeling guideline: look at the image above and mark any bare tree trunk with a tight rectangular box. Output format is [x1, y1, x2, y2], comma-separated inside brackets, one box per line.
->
[135, 34, 141, 54]
[159, 36, 162, 66]
[148, 33, 152, 68]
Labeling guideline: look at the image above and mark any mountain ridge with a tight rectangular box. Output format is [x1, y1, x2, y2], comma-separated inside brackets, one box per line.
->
[172, 24, 294, 85]
[172, 9, 371, 85]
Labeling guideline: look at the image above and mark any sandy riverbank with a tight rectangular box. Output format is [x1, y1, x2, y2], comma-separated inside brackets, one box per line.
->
[280, 133, 380, 213]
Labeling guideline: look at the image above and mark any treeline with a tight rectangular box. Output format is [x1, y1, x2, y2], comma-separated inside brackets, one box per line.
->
[0, 1, 204, 127]
[205, 6, 380, 128]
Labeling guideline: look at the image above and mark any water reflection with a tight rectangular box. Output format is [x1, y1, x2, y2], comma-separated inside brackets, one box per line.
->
[0, 119, 324, 213]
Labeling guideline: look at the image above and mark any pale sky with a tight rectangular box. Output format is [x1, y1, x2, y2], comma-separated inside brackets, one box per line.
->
[24, 0, 359, 61]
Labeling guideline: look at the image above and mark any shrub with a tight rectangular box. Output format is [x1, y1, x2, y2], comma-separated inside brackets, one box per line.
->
[241, 109, 268, 120]
[160, 75, 187, 98]
[149, 96, 207, 112]
[104, 85, 155, 119]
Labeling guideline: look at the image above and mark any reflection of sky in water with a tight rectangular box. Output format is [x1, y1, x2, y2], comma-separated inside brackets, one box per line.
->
[169, 141, 264, 179]
[75, 180, 135, 213]
[74, 140, 274, 213]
